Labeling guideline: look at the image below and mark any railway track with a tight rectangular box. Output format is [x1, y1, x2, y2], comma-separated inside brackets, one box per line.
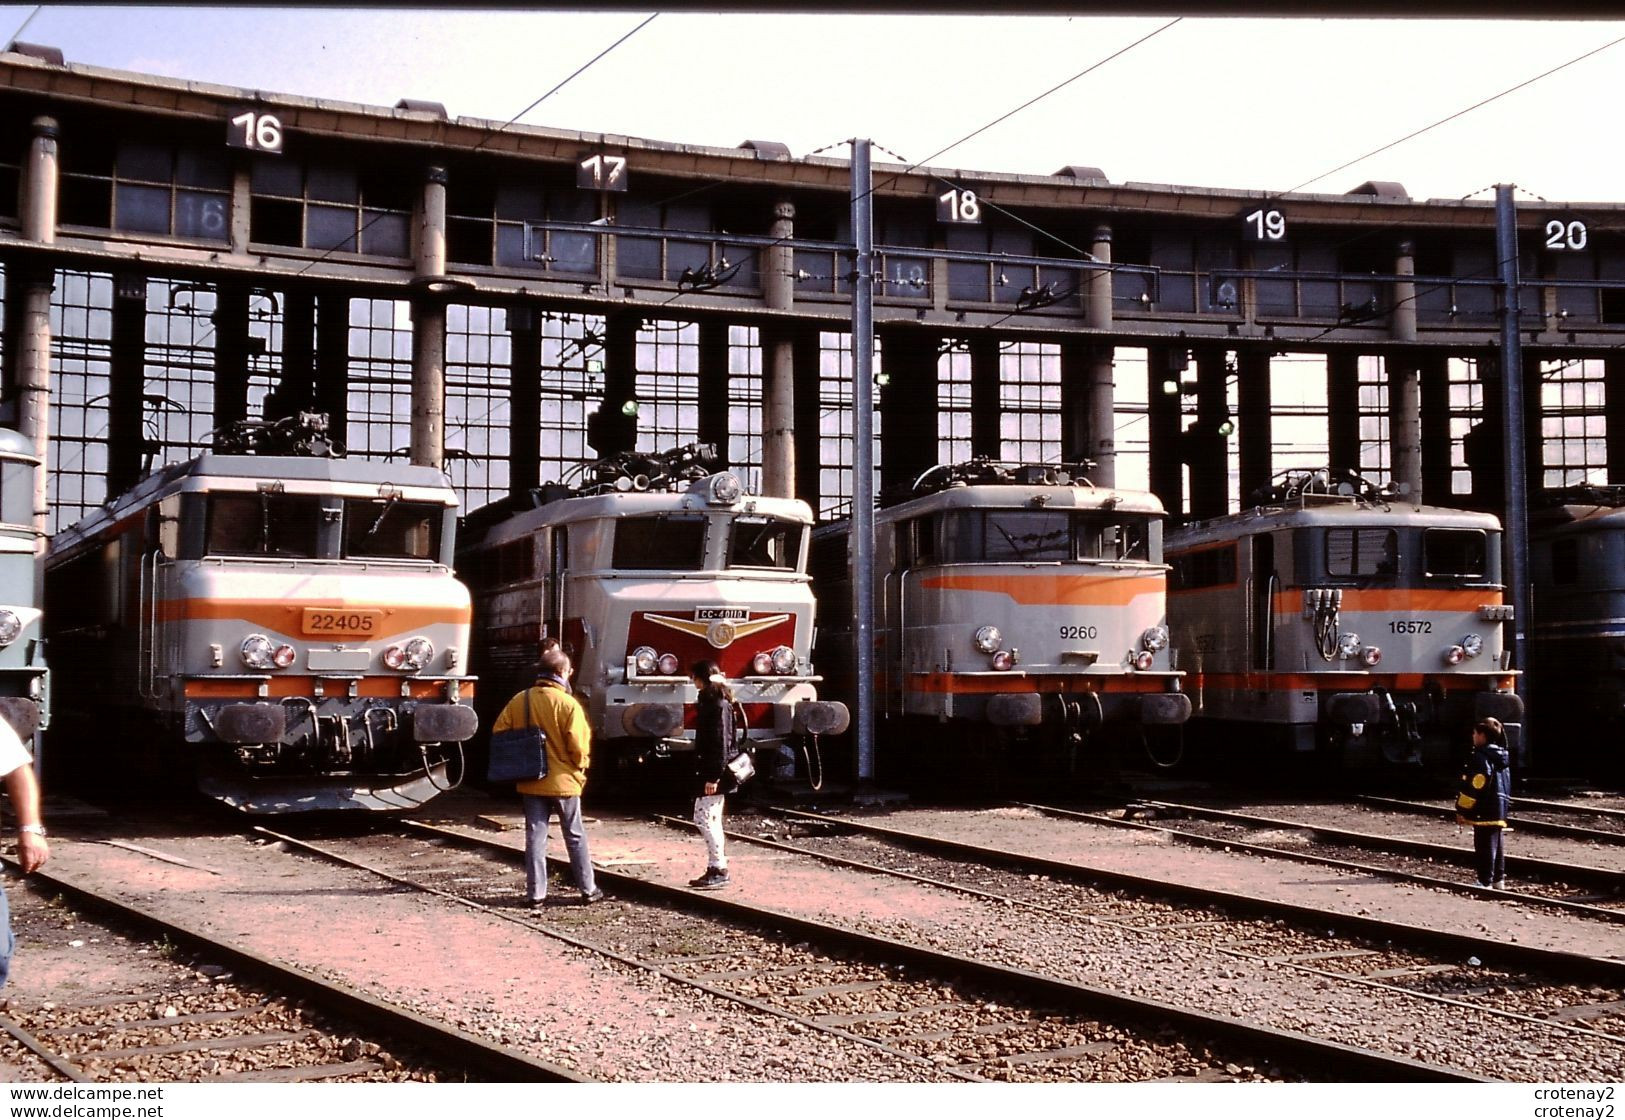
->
[687, 805, 1625, 1081]
[1030, 799, 1625, 920]
[0, 861, 585, 1083]
[260, 818, 1472, 1083]
[1360, 794, 1625, 844]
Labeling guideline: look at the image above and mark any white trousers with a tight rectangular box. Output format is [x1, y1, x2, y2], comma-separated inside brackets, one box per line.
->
[693, 793, 727, 870]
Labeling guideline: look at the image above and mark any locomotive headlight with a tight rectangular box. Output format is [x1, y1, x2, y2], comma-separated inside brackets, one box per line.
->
[1337, 632, 1362, 660]
[770, 645, 797, 674]
[990, 650, 1016, 671]
[241, 634, 277, 670]
[1460, 633, 1484, 659]
[973, 625, 1003, 654]
[1444, 645, 1466, 666]
[403, 637, 434, 670]
[1140, 625, 1169, 652]
[384, 637, 434, 672]
[272, 643, 297, 669]
[0, 610, 20, 647]
[708, 473, 743, 504]
[1361, 646, 1383, 667]
[752, 651, 774, 675]
[656, 652, 681, 676]
[632, 646, 658, 675]
[1132, 650, 1155, 671]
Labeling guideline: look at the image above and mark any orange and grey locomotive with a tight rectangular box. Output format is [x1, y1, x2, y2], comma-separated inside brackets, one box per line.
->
[1164, 468, 1523, 771]
[812, 460, 1190, 777]
[458, 443, 847, 779]
[43, 415, 478, 812]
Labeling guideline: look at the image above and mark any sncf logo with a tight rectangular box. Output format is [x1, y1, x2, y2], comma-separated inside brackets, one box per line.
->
[644, 612, 790, 649]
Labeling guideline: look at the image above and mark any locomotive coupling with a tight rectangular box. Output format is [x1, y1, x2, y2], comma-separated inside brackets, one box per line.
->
[985, 693, 1044, 727]
[213, 703, 288, 744]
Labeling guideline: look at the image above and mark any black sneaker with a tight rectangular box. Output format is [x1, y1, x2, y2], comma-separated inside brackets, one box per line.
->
[689, 869, 720, 887]
[693, 869, 730, 890]
[580, 888, 605, 904]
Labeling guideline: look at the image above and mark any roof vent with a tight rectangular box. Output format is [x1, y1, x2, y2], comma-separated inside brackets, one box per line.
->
[6, 41, 64, 65]
[1346, 180, 1409, 199]
[739, 139, 791, 160]
[1055, 165, 1109, 183]
[395, 99, 448, 119]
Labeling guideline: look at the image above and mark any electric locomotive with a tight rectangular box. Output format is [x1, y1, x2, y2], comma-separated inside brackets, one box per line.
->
[1528, 484, 1625, 777]
[43, 413, 479, 812]
[0, 427, 48, 744]
[810, 459, 1190, 782]
[1164, 468, 1522, 772]
[458, 443, 847, 781]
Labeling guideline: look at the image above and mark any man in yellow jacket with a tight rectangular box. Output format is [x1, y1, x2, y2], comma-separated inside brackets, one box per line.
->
[492, 646, 603, 906]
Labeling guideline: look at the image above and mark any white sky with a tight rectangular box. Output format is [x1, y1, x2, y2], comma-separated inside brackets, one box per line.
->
[3, 8, 1624, 203]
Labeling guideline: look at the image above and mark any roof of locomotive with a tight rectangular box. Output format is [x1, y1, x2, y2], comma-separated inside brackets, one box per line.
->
[819, 483, 1165, 532]
[1166, 498, 1502, 550]
[459, 473, 814, 552]
[48, 452, 458, 554]
[1529, 486, 1625, 535]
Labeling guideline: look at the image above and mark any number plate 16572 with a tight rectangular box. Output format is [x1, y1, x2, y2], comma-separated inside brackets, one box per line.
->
[301, 608, 382, 637]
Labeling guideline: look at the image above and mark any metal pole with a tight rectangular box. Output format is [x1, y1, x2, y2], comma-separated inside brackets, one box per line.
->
[1494, 185, 1532, 747]
[851, 139, 876, 784]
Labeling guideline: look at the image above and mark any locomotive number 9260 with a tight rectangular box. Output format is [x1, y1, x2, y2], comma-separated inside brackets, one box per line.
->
[301, 608, 383, 637]
[1387, 619, 1433, 634]
[1058, 625, 1099, 640]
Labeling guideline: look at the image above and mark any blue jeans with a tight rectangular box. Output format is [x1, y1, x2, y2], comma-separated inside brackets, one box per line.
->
[522, 795, 597, 901]
[0, 883, 14, 988]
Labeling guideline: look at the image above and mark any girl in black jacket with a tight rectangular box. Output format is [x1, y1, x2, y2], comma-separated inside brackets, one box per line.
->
[688, 660, 737, 889]
[1456, 717, 1512, 888]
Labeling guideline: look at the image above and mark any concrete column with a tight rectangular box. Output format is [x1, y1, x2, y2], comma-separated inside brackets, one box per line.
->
[588, 312, 639, 456]
[1523, 352, 1546, 495]
[1236, 349, 1272, 504]
[1080, 227, 1116, 484]
[1147, 346, 1185, 520]
[969, 336, 1001, 459]
[1188, 349, 1230, 520]
[761, 199, 796, 498]
[1464, 361, 1505, 513]
[1388, 354, 1423, 504]
[697, 319, 730, 467]
[1606, 355, 1625, 482]
[1327, 350, 1361, 475]
[315, 292, 351, 449]
[791, 327, 822, 514]
[410, 165, 449, 470]
[507, 307, 541, 497]
[1418, 353, 1453, 505]
[213, 284, 251, 431]
[107, 279, 149, 495]
[1388, 239, 1422, 504]
[877, 326, 938, 494]
[272, 289, 316, 421]
[18, 116, 59, 535]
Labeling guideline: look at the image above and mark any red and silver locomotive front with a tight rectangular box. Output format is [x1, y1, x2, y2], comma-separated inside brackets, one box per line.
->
[573, 471, 847, 759]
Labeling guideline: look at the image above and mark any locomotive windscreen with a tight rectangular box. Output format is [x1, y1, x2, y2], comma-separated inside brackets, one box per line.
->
[206, 493, 323, 557]
[1422, 528, 1488, 579]
[939, 510, 1152, 564]
[727, 516, 803, 570]
[612, 513, 706, 570]
[342, 498, 442, 560]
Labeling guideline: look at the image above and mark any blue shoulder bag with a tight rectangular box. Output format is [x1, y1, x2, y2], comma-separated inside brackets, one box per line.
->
[487, 690, 550, 783]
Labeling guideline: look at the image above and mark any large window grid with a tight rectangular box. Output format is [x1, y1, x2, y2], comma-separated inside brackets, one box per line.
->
[537, 313, 602, 486]
[346, 299, 413, 461]
[1270, 354, 1331, 476]
[1539, 357, 1609, 488]
[937, 339, 972, 467]
[999, 340, 1061, 463]
[1112, 348, 1150, 492]
[1449, 357, 1485, 496]
[818, 331, 882, 521]
[445, 305, 513, 513]
[446, 178, 599, 275]
[47, 270, 114, 531]
[726, 325, 763, 489]
[1357, 355, 1392, 488]
[143, 281, 221, 460]
[634, 319, 699, 453]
